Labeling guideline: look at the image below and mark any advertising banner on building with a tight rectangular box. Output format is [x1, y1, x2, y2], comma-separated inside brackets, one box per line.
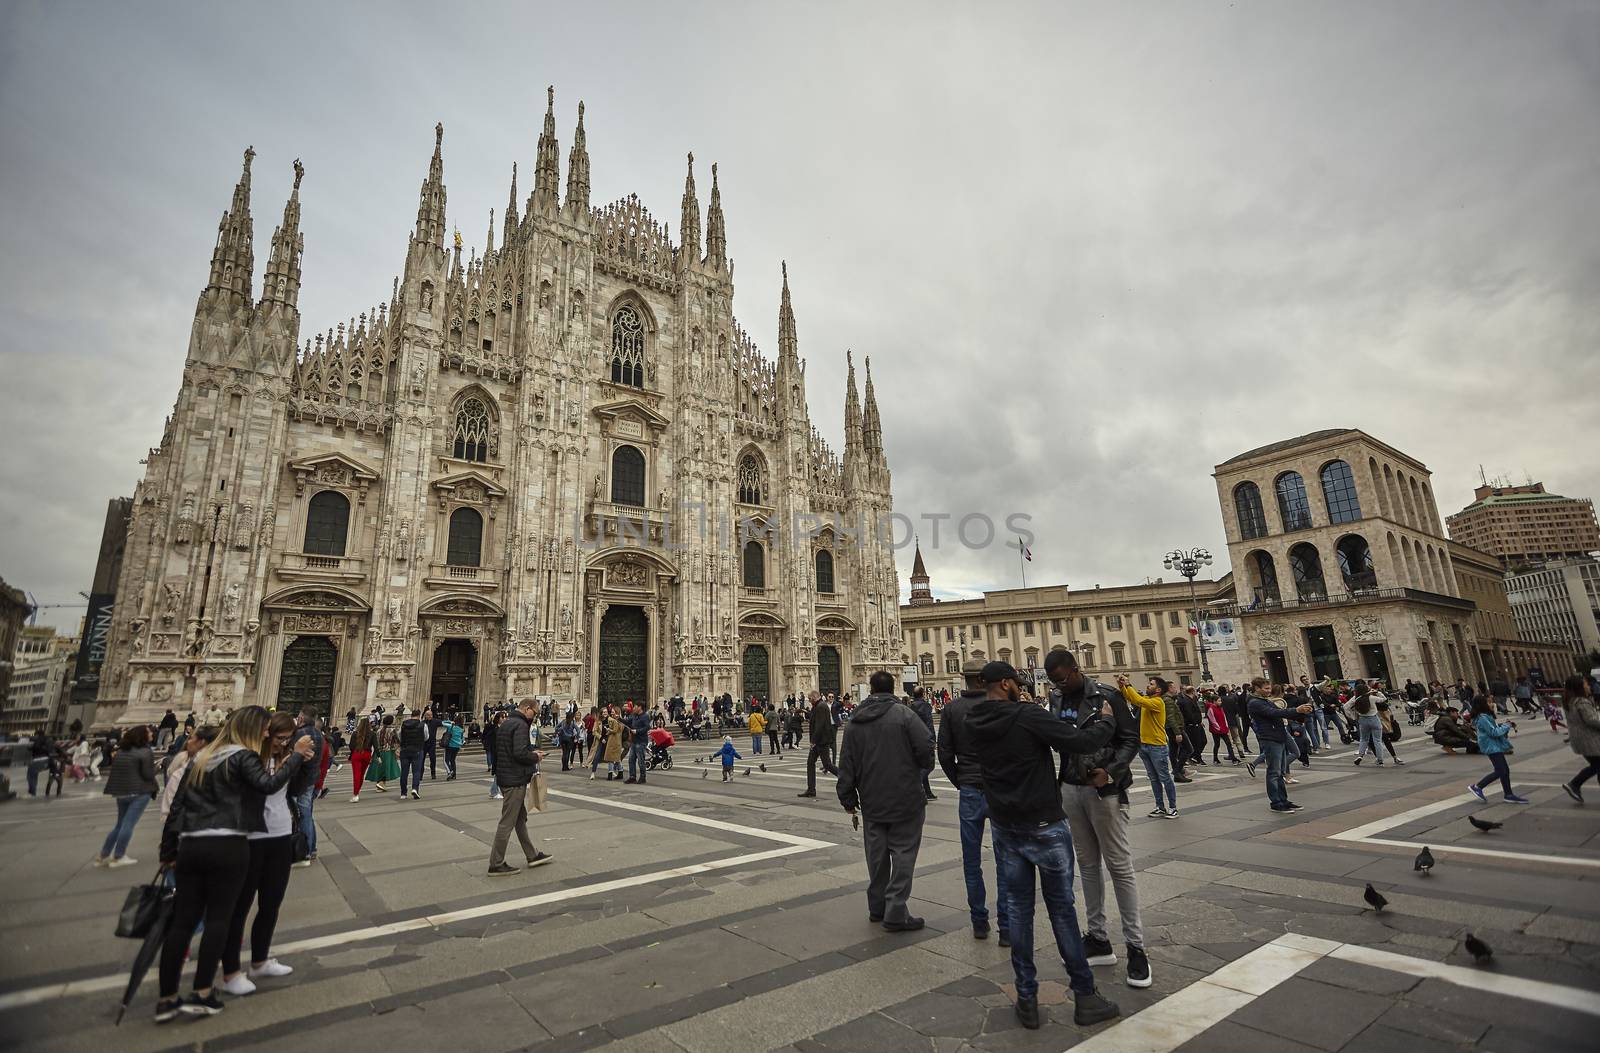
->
[1200, 617, 1240, 652]
[71, 593, 114, 698]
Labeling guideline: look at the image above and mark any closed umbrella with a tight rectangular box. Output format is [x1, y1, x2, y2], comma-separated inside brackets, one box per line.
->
[114, 883, 176, 1025]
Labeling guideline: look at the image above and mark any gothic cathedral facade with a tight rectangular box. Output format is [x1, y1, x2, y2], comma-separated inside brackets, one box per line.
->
[96, 90, 898, 728]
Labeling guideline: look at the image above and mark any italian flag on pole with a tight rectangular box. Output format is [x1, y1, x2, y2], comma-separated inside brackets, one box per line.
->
[1188, 622, 1200, 636]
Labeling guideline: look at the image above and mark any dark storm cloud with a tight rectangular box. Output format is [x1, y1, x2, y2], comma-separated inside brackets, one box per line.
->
[1, 1, 1596, 628]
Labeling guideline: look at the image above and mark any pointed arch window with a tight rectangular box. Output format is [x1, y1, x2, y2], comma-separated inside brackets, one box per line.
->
[1288, 542, 1327, 601]
[815, 549, 835, 594]
[743, 540, 766, 589]
[1234, 482, 1268, 540]
[610, 304, 645, 387]
[738, 455, 765, 505]
[303, 491, 350, 556]
[447, 507, 483, 567]
[610, 445, 646, 507]
[453, 397, 490, 462]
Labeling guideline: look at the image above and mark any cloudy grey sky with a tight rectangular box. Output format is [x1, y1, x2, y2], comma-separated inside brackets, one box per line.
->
[2, 0, 1597, 633]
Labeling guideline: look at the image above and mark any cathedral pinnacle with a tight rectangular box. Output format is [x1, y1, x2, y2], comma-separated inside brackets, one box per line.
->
[678, 152, 701, 266]
[205, 145, 257, 305]
[503, 162, 519, 244]
[777, 261, 798, 366]
[413, 122, 448, 249]
[704, 161, 727, 269]
[485, 207, 495, 257]
[863, 354, 883, 457]
[259, 158, 305, 311]
[565, 100, 590, 216]
[533, 85, 561, 213]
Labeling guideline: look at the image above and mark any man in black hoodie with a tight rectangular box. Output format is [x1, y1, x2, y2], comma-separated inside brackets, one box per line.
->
[968, 660, 1121, 1031]
[937, 659, 1008, 943]
[836, 670, 934, 932]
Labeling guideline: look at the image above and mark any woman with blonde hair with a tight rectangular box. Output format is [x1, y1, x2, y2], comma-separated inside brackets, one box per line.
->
[154, 706, 312, 1023]
[218, 712, 299, 995]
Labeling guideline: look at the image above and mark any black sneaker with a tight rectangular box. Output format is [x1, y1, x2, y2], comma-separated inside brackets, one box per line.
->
[1073, 990, 1120, 1027]
[486, 862, 520, 876]
[882, 916, 925, 932]
[1246, 760, 1257, 778]
[1126, 946, 1152, 988]
[624, 777, 637, 784]
[1083, 934, 1117, 966]
[1015, 996, 1041, 1030]
[154, 997, 184, 1023]
[973, 920, 990, 940]
[525, 851, 554, 869]
[179, 991, 225, 1017]
[1564, 782, 1584, 804]
[997, 930, 1011, 948]
[796, 790, 816, 798]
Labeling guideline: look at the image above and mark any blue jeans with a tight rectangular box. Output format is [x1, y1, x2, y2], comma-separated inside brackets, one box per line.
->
[992, 820, 1097, 1000]
[400, 750, 425, 793]
[1356, 716, 1384, 759]
[26, 757, 49, 795]
[957, 786, 1008, 933]
[751, 735, 763, 754]
[1306, 712, 1324, 749]
[1262, 738, 1292, 807]
[1139, 745, 1176, 811]
[295, 785, 317, 856]
[629, 741, 648, 779]
[101, 794, 151, 858]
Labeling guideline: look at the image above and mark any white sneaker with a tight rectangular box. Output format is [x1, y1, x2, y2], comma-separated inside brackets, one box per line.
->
[350, 794, 360, 802]
[93, 855, 110, 867]
[249, 959, 293, 978]
[219, 973, 256, 996]
[108, 856, 138, 868]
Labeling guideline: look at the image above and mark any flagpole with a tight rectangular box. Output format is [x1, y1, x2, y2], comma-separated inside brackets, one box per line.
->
[1019, 537, 1027, 589]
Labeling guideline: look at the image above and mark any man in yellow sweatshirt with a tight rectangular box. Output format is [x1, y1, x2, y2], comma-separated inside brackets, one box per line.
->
[1118, 676, 1178, 819]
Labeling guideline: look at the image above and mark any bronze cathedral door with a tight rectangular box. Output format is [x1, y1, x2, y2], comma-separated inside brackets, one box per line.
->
[598, 606, 648, 708]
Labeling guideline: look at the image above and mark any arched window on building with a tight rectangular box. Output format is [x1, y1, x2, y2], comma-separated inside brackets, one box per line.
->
[303, 490, 350, 556]
[1249, 550, 1281, 605]
[815, 549, 835, 593]
[743, 539, 765, 589]
[1288, 542, 1327, 601]
[737, 455, 764, 505]
[1321, 460, 1362, 524]
[446, 507, 483, 567]
[452, 396, 491, 462]
[610, 445, 646, 507]
[1275, 471, 1313, 531]
[1336, 534, 1377, 592]
[1234, 482, 1268, 539]
[610, 304, 646, 387]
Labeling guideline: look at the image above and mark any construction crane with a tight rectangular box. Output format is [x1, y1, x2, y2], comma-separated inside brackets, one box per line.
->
[24, 593, 90, 626]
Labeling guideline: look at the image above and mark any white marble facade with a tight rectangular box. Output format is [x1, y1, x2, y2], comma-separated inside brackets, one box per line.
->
[98, 90, 897, 728]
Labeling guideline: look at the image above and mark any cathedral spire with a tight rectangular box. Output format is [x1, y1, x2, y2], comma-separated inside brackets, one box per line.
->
[484, 207, 495, 258]
[844, 349, 863, 453]
[777, 261, 798, 367]
[862, 355, 883, 458]
[909, 538, 933, 606]
[533, 85, 561, 214]
[565, 100, 590, 216]
[678, 152, 701, 267]
[205, 146, 256, 305]
[704, 162, 727, 269]
[259, 158, 304, 311]
[413, 123, 447, 249]
[502, 163, 518, 244]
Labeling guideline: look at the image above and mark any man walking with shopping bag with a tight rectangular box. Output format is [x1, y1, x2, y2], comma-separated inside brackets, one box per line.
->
[487, 698, 555, 876]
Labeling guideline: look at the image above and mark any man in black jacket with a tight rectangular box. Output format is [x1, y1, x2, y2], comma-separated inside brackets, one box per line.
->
[1247, 677, 1313, 813]
[1045, 649, 1150, 990]
[910, 687, 937, 801]
[798, 691, 838, 797]
[968, 660, 1120, 1031]
[836, 671, 934, 931]
[937, 659, 1008, 943]
[488, 698, 554, 876]
[398, 710, 427, 800]
[290, 712, 325, 865]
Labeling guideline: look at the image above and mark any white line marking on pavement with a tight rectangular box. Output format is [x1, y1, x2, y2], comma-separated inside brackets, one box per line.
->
[0, 787, 834, 1012]
[1327, 792, 1600, 869]
[1069, 931, 1600, 1052]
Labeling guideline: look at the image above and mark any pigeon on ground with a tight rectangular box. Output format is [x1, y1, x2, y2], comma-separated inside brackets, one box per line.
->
[1414, 847, 1435, 874]
[1464, 933, 1493, 964]
[742, 767, 752, 777]
[1363, 883, 1388, 912]
[1468, 815, 1503, 833]
[695, 757, 702, 764]
[759, 763, 767, 773]
[701, 771, 708, 779]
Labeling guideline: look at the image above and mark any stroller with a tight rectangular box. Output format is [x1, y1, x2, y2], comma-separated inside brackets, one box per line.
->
[647, 727, 676, 771]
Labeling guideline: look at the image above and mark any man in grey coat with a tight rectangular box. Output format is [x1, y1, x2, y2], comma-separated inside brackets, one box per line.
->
[837, 670, 935, 931]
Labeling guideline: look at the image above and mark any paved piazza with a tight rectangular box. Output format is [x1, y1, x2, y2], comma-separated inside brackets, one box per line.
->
[2, 727, 1598, 1052]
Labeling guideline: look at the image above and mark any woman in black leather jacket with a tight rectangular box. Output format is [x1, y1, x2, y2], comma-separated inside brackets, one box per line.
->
[154, 705, 313, 1023]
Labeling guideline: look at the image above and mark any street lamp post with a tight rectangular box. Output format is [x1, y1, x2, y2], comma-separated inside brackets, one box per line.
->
[1164, 547, 1215, 683]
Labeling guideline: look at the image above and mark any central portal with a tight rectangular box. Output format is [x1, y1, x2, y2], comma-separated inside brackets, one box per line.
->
[598, 605, 648, 709]
[430, 638, 478, 716]
[742, 644, 770, 704]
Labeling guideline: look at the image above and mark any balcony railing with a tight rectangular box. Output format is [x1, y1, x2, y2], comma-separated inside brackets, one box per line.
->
[424, 562, 501, 590]
[278, 553, 366, 582]
[1222, 586, 1474, 618]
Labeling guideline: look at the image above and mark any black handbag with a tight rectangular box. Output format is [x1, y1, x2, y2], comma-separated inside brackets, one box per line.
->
[115, 871, 170, 939]
[289, 801, 310, 863]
